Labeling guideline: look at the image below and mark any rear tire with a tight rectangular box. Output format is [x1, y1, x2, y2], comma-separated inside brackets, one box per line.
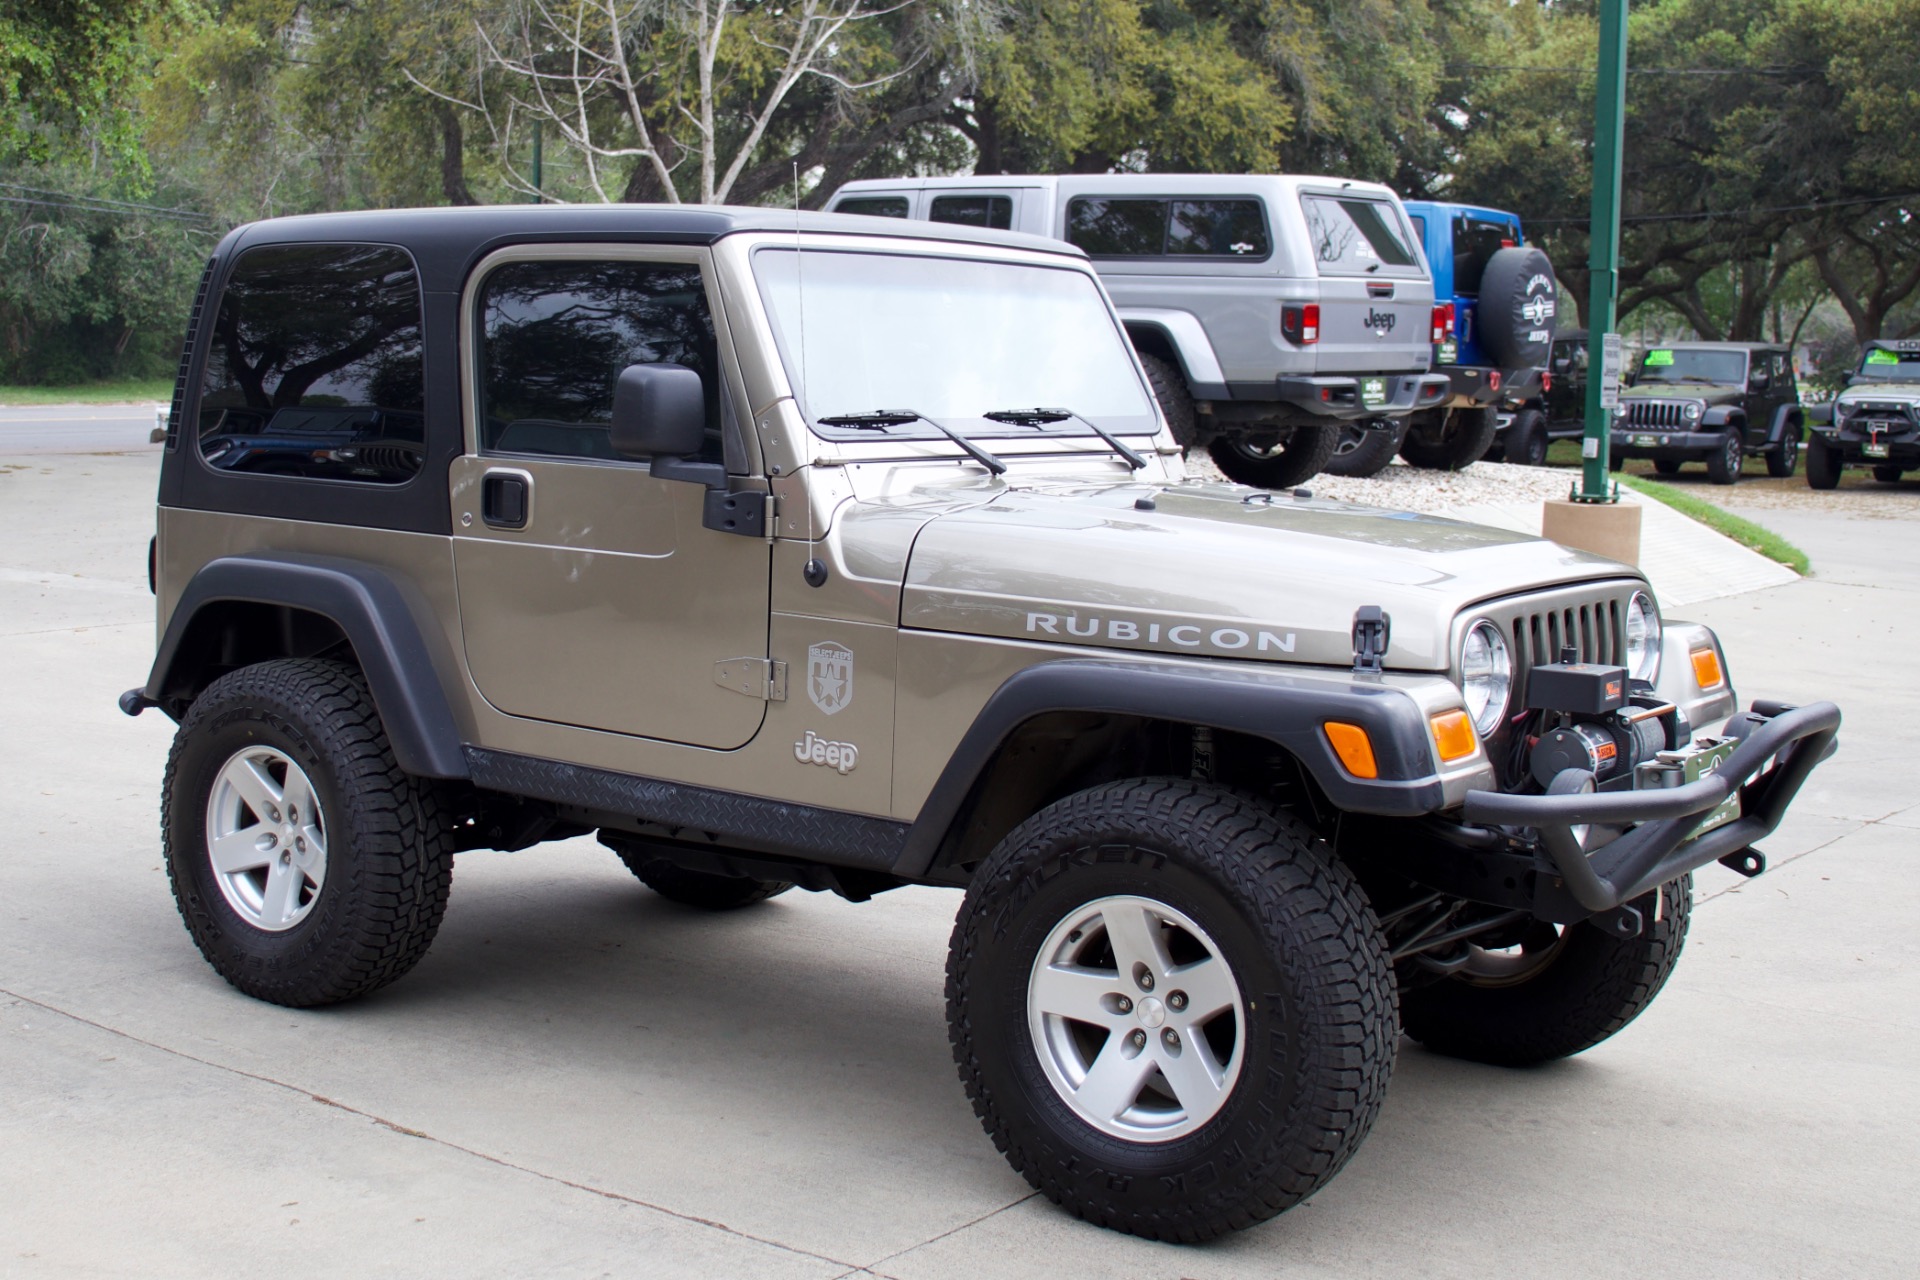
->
[1653, 459, 1682, 476]
[1138, 353, 1197, 450]
[1207, 423, 1339, 489]
[1402, 876, 1691, 1066]
[1805, 436, 1842, 489]
[1400, 406, 1499, 471]
[1705, 429, 1744, 485]
[1323, 421, 1404, 478]
[1873, 464, 1905, 484]
[1766, 425, 1801, 478]
[948, 779, 1396, 1242]
[163, 659, 456, 1007]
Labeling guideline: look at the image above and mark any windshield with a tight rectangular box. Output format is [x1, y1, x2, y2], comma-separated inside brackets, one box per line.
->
[1859, 348, 1920, 381]
[1636, 348, 1746, 386]
[753, 248, 1158, 439]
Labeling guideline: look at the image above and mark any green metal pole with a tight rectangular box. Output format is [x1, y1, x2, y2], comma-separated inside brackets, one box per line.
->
[1580, 0, 1629, 501]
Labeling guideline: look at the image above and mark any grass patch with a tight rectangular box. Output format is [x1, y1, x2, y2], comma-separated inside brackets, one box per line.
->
[0, 378, 173, 405]
[1619, 474, 1811, 575]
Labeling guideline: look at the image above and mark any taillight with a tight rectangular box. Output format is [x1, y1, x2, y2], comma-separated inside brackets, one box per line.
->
[1489, 371, 1503, 392]
[1282, 303, 1321, 346]
[1430, 303, 1454, 345]
[1543, 371, 1553, 393]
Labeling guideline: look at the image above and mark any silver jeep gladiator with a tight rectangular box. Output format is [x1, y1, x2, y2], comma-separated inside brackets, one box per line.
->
[124, 206, 1838, 1243]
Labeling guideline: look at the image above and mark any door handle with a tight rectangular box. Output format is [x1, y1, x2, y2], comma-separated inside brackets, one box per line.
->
[481, 470, 531, 530]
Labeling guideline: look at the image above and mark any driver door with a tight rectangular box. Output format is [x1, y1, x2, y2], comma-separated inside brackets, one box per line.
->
[450, 246, 770, 750]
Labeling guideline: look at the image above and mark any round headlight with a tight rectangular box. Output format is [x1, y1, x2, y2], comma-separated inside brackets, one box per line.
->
[1625, 590, 1662, 683]
[1684, 400, 1704, 422]
[1461, 620, 1513, 737]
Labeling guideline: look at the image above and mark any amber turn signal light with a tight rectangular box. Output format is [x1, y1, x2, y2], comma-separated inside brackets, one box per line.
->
[1690, 646, 1725, 689]
[1430, 710, 1478, 763]
[1323, 721, 1378, 779]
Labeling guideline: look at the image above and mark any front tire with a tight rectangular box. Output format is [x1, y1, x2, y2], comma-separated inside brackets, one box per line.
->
[1400, 406, 1498, 470]
[947, 780, 1396, 1242]
[1805, 436, 1842, 489]
[1401, 876, 1691, 1066]
[1500, 409, 1549, 466]
[1766, 425, 1801, 478]
[1706, 428, 1744, 485]
[163, 659, 455, 1007]
[1207, 423, 1339, 489]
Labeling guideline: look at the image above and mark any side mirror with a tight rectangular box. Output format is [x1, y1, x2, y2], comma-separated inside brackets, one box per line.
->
[610, 362, 721, 485]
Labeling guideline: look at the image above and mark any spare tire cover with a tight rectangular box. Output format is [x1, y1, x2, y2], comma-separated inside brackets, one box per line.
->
[1478, 246, 1558, 369]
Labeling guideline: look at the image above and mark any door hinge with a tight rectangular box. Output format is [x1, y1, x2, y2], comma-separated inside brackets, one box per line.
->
[714, 657, 788, 702]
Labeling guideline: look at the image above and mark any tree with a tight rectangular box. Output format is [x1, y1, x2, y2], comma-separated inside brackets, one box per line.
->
[0, 0, 166, 162]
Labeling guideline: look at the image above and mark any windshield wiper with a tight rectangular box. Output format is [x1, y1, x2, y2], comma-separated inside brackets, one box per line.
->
[983, 407, 1148, 471]
[814, 409, 1006, 475]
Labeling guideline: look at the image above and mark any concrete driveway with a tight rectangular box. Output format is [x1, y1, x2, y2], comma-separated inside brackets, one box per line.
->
[2, 451, 1915, 1277]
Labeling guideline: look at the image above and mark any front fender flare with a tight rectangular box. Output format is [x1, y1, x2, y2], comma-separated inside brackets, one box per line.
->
[144, 552, 468, 779]
[894, 658, 1449, 878]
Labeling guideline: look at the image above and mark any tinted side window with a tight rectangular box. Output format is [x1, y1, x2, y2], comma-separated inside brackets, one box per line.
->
[479, 260, 723, 464]
[1166, 200, 1269, 257]
[198, 244, 425, 485]
[1066, 198, 1167, 256]
[835, 196, 909, 218]
[928, 194, 1013, 230]
[1450, 216, 1515, 295]
[1302, 196, 1420, 273]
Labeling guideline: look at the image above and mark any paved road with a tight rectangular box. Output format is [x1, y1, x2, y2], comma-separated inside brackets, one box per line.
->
[0, 403, 164, 453]
[2, 452, 1914, 1277]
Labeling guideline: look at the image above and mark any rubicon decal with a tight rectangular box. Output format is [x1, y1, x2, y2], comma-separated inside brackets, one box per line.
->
[1026, 612, 1295, 654]
[795, 730, 859, 775]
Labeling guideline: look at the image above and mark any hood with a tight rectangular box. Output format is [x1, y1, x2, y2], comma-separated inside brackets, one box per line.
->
[899, 481, 1638, 671]
[1621, 382, 1743, 404]
[1838, 382, 1920, 405]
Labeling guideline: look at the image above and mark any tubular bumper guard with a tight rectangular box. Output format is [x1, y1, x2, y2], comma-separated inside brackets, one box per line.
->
[1460, 700, 1841, 915]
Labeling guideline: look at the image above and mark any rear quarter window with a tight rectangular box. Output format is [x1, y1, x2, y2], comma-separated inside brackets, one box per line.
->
[1066, 197, 1269, 259]
[928, 195, 1013, 230]
[834, 196, 910, 218]
[197, 243, 426, 485]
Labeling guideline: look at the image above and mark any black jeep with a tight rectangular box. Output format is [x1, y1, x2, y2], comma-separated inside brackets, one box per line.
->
[1610, 342, 1804, 484]
[1495, 328, 1589, 466]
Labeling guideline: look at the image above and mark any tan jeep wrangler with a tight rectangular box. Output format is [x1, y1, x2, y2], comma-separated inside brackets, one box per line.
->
[124, 206, 1839, 1242]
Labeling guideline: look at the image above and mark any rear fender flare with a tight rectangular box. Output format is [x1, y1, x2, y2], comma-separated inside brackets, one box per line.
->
[894, 658, 1447, 878]
[145, 552, 467, 779]
[1119, 309, 1232, 401]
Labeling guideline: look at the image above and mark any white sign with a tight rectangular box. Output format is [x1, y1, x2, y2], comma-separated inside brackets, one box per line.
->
[1598, 332, 1625, 410]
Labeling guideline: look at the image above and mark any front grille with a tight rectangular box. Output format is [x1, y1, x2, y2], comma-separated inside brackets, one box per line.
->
[352, 444, 425, 477]
[1460, 581, 1638, 707]
[1624, 400, 1691, 428]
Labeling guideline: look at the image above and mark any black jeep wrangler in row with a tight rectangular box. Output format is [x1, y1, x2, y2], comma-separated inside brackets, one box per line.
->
[1609, 342, 1804, 484]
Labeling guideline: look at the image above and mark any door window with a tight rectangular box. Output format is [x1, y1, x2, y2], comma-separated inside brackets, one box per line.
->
[197, 243, 425, 484]
[928, 194, 1014, 229]
[477, 260, 724, 463]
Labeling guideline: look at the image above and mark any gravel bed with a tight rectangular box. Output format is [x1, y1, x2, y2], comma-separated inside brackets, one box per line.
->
[1186, 453, 1583, 515]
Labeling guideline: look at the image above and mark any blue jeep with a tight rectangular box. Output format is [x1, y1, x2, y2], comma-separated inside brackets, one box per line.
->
[1329, 201, 1558, 475]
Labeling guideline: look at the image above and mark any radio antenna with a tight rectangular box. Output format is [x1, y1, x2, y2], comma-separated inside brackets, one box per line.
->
[795, 160, 828, 589]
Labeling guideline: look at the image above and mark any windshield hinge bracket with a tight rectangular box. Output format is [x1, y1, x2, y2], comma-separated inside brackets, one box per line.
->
[714, 658, 788, 702]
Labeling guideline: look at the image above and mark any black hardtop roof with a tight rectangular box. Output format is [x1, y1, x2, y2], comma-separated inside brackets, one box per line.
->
[1864, 337, 1920, 350]
[220, 202, 1083, 291]
[1644, 340, 1788, 354]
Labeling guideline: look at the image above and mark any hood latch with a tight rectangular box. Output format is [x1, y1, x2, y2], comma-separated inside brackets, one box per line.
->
[1352, 606, 1391, 674]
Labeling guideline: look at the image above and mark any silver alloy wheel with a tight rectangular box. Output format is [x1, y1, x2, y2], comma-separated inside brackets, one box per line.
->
[1026, 894, 1245, 1142]
[204, 746, 328, 932]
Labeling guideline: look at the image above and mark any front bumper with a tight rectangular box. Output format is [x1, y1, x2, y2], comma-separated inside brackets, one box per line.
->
[1820, 417, 1920, 465]
[1272, 373, 1451, 421]
[1611, 427, 1724, 458]
[1460, 699, 1841, 918]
